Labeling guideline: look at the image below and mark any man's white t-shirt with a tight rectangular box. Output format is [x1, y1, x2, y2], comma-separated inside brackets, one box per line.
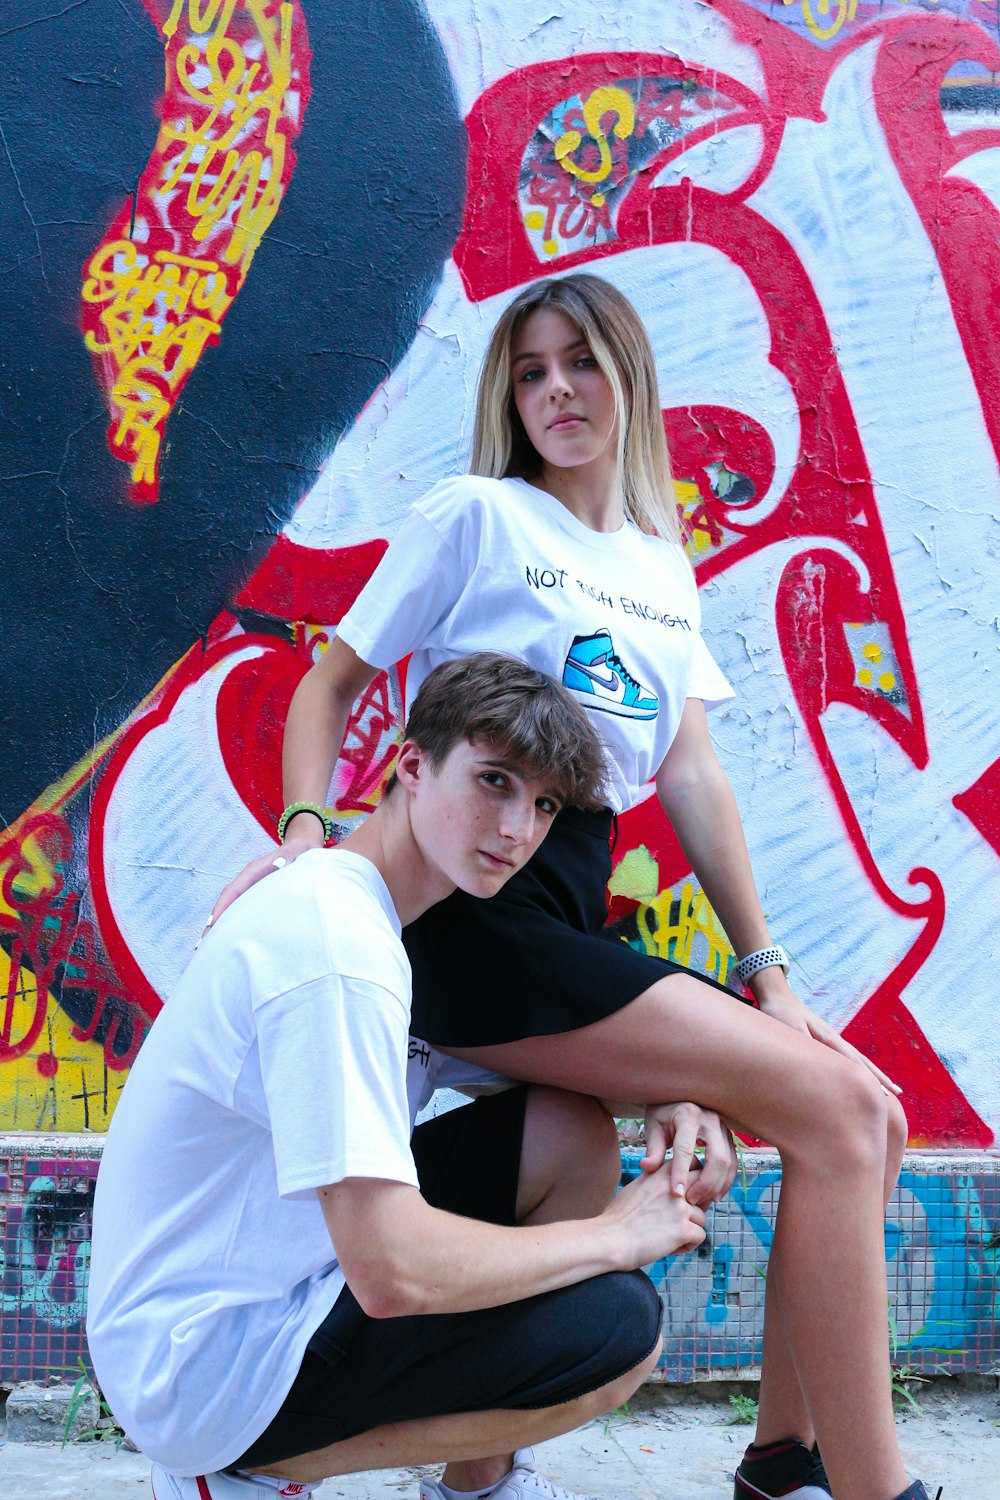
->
[87, 851, 490, 1476]
[340, 475, 734, 813]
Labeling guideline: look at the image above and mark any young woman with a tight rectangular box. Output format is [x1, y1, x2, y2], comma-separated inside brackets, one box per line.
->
[213, 275, 928, 1500]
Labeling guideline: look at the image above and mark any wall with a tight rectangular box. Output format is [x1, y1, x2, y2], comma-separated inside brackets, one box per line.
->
[2, 1142, 997, 1382]
[2, 4, 998, 1143]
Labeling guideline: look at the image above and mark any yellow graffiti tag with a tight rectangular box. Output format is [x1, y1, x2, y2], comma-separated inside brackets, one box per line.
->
[0, 953, 129, 1133]
[635, 879, 736, 987]
[82, 1, 301, 499]
[554, 85, 635, 192]
[162, 0, 293, 272]
[82, 244, 229, 489]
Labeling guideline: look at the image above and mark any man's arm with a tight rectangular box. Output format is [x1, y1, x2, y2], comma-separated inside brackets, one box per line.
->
[319, 1166, 705, 1319]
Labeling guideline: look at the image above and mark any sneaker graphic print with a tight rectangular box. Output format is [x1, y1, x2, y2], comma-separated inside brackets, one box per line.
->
[562, 629, 658, 719]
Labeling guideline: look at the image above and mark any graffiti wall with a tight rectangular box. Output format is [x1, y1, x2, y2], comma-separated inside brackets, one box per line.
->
[1, 0, 998, 1151]
[2, 1142, 996, 1382]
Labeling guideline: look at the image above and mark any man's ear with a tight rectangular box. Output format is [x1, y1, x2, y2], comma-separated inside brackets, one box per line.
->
[393, 739, 427, 794]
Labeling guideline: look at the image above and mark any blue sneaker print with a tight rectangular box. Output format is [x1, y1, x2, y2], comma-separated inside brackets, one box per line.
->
[562, 630, 658, 719]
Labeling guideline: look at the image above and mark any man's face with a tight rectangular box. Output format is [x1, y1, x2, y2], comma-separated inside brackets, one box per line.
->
[407, 737, 565, 898]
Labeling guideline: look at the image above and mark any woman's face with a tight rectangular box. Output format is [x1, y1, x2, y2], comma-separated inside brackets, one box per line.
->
[510, 307, 619, 474]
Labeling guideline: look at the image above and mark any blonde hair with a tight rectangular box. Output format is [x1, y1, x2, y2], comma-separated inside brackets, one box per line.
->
[470, 274, 681, 543]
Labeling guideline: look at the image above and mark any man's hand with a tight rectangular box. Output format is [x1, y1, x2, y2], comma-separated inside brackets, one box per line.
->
[602, 1163, 707, 1267]
[750, 970, 901, 1096]
[639, 1102, 738, 1206]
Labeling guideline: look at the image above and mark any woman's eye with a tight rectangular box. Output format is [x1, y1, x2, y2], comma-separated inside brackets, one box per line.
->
[576, 355, 597, 368]
[518, 367, 543, 383]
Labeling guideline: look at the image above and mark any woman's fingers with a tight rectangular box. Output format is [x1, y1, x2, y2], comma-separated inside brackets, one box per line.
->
[664, 1106, 701, 1198]
[809, 1022, 902, 1094]
[639, 1111, 671, 1174]
[687, 1116, 738, 1205]
[201, 837, 318, 941]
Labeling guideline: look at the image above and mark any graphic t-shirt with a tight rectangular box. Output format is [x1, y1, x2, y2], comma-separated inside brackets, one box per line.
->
[340, 475, 734, 813]
[86, 851, 495, 1476]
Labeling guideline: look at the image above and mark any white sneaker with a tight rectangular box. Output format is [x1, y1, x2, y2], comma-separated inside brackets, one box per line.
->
[150, 1464, 318, 1499]
[420, 1449, 600, 1500]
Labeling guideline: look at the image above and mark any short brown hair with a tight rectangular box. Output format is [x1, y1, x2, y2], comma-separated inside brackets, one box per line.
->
[470, 273, 680, 543]
[400, 652, 608, 812]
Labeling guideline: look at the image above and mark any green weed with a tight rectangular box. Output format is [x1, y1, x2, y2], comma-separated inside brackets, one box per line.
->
[728, 1391, 760, 1425]
[61, 1357, 125, 1450]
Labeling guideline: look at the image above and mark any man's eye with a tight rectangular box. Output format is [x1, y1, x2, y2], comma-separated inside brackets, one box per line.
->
[482, 772, 507, 789]
[536, 798, 560, 816]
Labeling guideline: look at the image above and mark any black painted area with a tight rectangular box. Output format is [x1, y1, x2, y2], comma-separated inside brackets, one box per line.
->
[0, 0, 466, 823]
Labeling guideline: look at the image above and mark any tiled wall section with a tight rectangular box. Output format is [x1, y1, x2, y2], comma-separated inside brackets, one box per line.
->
[2, 1138, 997, 1386]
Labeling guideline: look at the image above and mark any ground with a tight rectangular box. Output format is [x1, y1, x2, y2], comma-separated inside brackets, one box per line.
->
[0, 1380, 996, 1499]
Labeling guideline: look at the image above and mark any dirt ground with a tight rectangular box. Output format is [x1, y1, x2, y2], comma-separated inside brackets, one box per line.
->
[1, 1378, 997, 1499]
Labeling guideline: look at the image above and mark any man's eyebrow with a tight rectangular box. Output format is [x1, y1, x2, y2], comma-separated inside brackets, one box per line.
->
[511, 338, 590, 366]
[477, 756, 565, 802]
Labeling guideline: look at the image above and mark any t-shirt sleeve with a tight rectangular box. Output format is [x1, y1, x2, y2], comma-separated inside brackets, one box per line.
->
[337, 477, 469, 669]
[687, 631, 735, 712]
[254, 975, 418, 1201]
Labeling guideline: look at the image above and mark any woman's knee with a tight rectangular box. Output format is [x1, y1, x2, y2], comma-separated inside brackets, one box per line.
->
[796, 1059, 890, 1174]
[885, 1091, 908, 1178]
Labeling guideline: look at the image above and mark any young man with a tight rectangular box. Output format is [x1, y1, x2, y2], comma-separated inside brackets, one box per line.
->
[87, 653, 709, 1500]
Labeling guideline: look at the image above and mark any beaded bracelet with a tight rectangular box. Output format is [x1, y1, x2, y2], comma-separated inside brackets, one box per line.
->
[734, 945, 790, 989]
[277, 801, 334, 846]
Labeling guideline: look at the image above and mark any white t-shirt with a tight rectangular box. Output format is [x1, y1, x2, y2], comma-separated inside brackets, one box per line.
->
[86, 850, 494, 1476]
[340, 476, 733, 813]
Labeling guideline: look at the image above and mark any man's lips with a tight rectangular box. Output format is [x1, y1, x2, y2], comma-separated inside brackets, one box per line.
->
[480, 849, 515, 868]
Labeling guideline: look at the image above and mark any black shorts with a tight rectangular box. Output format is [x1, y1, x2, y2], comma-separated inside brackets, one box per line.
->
[406, 805, 738, 1047]
[237, 1087, 662, 1469]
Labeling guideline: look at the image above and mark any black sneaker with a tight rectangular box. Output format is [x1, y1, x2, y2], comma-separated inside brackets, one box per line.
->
[893, 1484, 942, 1500]
[734, 1438, 831, 1499]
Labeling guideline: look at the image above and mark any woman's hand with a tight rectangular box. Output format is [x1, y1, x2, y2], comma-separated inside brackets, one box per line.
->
[640, 1101, 738, 1207]
[201, 830, 322, 939]
[750, 969, 901, 1095]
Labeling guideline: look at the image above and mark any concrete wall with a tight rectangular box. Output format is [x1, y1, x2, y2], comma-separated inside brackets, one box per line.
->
[2, 4, 998, 1146]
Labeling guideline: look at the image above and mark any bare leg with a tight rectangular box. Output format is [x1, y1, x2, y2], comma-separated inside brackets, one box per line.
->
[437, 975, 909, 1500]
[753, 1090, 908, 1449]
[261, 1343, 661, 1483]
[443, 1086, 622, 1492]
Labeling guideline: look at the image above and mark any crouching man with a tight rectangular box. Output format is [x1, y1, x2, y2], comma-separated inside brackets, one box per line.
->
[87, 653, 707, 1500]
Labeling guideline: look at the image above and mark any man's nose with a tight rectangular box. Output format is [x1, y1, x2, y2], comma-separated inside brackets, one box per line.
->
[499, 799, 536, 844]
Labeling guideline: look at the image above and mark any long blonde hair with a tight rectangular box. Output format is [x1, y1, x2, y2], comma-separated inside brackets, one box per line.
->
[470, 274, 680, 543]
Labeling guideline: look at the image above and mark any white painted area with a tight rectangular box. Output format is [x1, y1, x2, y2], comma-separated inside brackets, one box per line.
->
[423, 0, 767, 118]
[947, 142, 1000, 205]
[651, 123, 766, 197]
[101, 646, 275, 1005]
[743, 38, 1000, 1135]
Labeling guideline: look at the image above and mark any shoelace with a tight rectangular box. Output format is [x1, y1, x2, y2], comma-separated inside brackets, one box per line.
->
[608, 652, 641, 692]
[508, 1464, 600, 1500]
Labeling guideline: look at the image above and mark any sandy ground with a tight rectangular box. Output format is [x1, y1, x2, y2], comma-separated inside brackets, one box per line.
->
[1, 1380, 996, 1499]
